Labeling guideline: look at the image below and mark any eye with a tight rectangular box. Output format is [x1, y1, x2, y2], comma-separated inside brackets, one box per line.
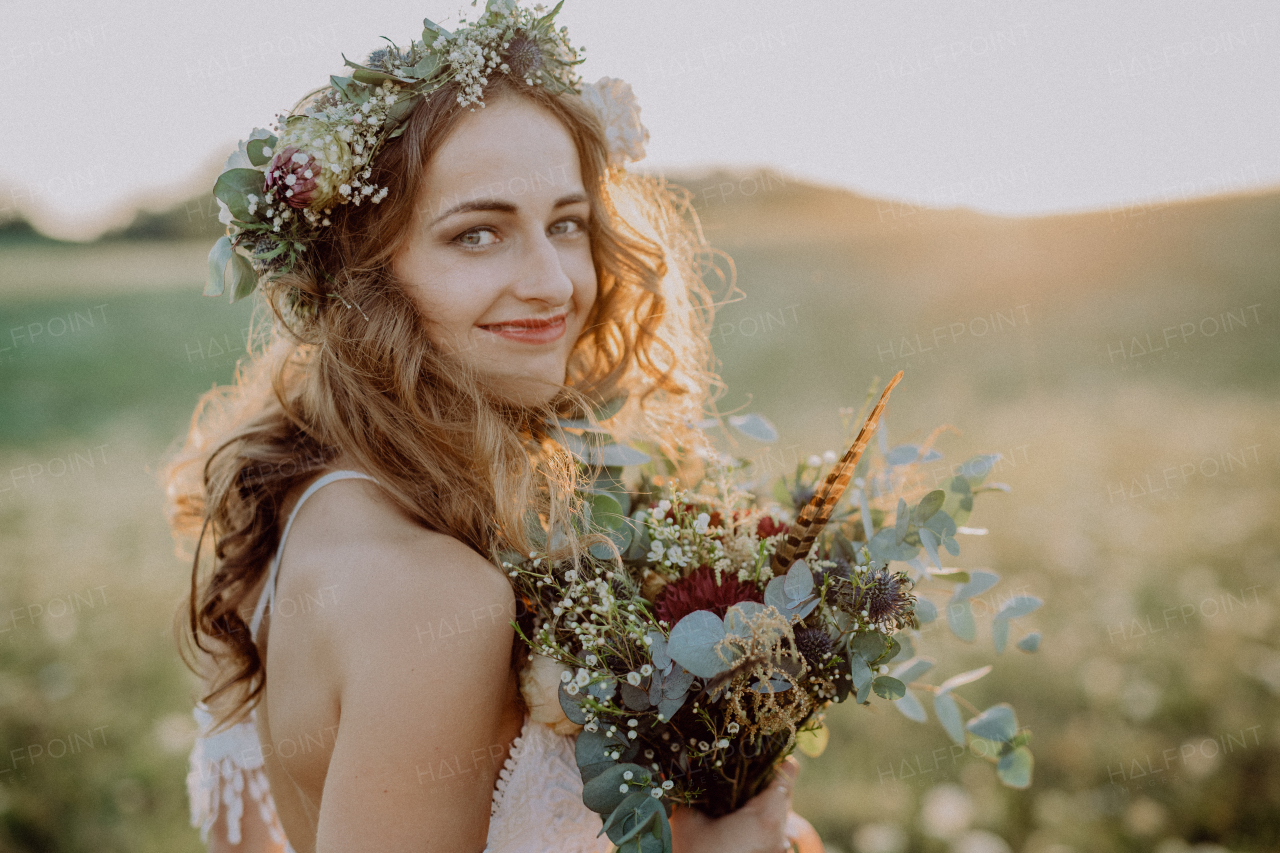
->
[549, 217, 586, 237]
[454, 227, 498, 249]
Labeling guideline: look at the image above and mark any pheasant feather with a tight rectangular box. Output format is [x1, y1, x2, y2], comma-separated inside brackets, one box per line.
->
[771, 371, 904, 574]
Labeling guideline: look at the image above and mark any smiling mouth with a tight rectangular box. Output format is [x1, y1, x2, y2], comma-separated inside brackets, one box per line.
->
[478, 313, 568, 343]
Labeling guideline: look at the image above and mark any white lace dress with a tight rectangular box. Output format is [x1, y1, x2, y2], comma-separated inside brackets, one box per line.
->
[186, 470, 612, 853]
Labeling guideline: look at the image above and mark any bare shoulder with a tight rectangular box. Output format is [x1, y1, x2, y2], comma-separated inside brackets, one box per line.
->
[273, 473, 517, 673]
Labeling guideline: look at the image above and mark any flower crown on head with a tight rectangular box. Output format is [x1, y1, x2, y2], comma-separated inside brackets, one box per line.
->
[206, 0, 648, 307]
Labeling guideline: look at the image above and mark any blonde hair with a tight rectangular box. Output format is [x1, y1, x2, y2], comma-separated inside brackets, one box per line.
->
[165, 74, 726, 722]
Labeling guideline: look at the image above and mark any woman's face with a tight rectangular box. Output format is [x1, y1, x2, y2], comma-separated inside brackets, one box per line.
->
[392, 92, 598, 407]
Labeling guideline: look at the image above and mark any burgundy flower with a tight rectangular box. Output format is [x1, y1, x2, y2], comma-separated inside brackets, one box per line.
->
[265, 146, 324, 209]
[756, 515, 790, 539]
[655, 563, 764, 626]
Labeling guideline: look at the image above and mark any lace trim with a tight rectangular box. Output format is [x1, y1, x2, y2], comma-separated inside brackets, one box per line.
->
[490, 715, 532, 817]
[187, 705, 295, 852]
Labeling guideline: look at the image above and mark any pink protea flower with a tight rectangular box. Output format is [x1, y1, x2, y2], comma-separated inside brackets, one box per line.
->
[265, 146, 326, 209]
[655, 563, 764, 627]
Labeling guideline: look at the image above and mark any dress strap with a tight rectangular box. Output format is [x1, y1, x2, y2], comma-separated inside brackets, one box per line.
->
[248, 470, 378, 642]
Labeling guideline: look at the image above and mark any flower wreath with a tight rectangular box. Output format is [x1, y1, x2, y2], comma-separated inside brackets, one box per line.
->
[206, 0, 648, 307]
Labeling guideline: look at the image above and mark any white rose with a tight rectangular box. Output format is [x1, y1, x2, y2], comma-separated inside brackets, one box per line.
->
[581, 77, 649, 168]
[518, 653, 583, 736]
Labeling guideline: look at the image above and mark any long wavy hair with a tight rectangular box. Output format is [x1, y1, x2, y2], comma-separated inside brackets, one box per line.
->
[165, 73, 728, 725]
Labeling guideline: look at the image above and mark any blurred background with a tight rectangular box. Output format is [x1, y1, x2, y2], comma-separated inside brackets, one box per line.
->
[0, 1, 1277, 851]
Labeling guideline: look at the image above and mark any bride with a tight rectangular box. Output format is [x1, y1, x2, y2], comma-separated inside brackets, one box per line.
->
[165, 3, 824, 851]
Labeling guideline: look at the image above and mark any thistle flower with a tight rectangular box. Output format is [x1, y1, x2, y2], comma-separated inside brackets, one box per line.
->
[654, 563, 763, 626]
[836, 564, 918, 629]
[503, 34, 544, 79]
[793, 626, 835, 671]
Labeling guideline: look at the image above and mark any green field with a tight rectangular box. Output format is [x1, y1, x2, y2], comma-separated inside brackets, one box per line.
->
[1, 175, 1277, 852]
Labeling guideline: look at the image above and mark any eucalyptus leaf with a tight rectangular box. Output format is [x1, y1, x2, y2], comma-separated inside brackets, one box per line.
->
[934, 691, 965, 745]
[912, 489, 945, 524]
[558, 683, 588, 725]
[213, 168, 266, 223]
[937, 665, 992, 695]
[245, 135, 278, 167]
[914, 598, 938, 624]
[600, 790, 657, 842]
[728, 413, 778, 442]
[587, 675, 616, 702]
[663, 666, 694, 697]
[848, 651, 873, 693]
[996, 595, 1043, 621]
[946, 600, 976, 642]
[918, 527, 942, 570]
[960, 454, 1000, 487]
[206, 235, 232, 297]
[848, 632, 887, 663]
[656, 692, 687, 721]
[890, 656, 935, 684]
[965, 703, 1018, 742]
[872, 675, 906, 700]
[950, 570, 1000, 603]
[1017, 632, 1042, 653]
[893, 497, 910, 543]
[620, 682, 652, 711]
[997, 746, 1034, 788]
[228, 252, 257, 303]
[605, 794, 664, 846]
[885, 444, 919, 466]
[724, 602, 765, 639]
[783, 560, 814, 601]
[581, 762, 649, 814]
[894, 690, 928, 722]
[667, 611, 734, 679]
[750, 677, 792, 693]
[647, 631, 670, 671]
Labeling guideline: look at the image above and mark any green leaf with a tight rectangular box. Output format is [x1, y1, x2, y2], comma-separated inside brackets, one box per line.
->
[582, 763, 649, 814]
[245, 136, 278, 167]
[960, 454, 1001, 487]
[996, 595, 1043, 621]
[206, 236, 233, 297]
[597, 443, 652, 466]
[890, 656, 935, 684]
[950, 569, 1000, 603]
[422, 16, 452, 41]
[893, 497, 910, 543]
[848, 651, 873, 694]
[941, 474, 974, 526]
[912, 489, 945, 524]
[914, 598, 938, 624]
[872, 675, 906, 700]
[213, 168, 266, 223]
[997, 745, 1034, 788]
[966, 703, 1018, 743]
[934, 692, 965, 745]
[938, 665, 992, 695]
[727, 413, 778, 442]
[666, 611, 734, 679]
[783, 560, 814, 601]
[946, 600, 976, 642]
[586, 491, 624, 527]
[228, 251, 257, 303]
[894, 690, 927, 723]
[604, 792, 664, 845]
[558, 683, 588, 724]
[918, 527, 942, 569]
[386, 92, 421, 124]
[411, 52, 440, 79]
[1017, 632, 1042, 653]
[329, 74, 358, 100]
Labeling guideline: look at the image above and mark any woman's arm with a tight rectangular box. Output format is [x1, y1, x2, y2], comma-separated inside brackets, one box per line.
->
[311, 531, 519, 852]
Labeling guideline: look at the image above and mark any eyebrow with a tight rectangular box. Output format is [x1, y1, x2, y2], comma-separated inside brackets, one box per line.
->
[429, 192, 589, 227]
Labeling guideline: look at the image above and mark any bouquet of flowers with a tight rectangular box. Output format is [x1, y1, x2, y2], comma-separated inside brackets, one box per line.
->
[503, 374, 1041, 852]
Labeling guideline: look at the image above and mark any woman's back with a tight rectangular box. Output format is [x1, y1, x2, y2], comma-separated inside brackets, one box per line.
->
[218, 470, 527, 851]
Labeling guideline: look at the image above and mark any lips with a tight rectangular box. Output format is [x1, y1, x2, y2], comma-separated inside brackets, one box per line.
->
[479, 312, 568, 344]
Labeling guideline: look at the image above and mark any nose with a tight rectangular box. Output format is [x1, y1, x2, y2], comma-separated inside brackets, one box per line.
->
[513, 227, 576, 307]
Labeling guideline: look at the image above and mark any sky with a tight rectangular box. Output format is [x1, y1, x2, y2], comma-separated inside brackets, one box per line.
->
[2, 0, 1278, 239]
